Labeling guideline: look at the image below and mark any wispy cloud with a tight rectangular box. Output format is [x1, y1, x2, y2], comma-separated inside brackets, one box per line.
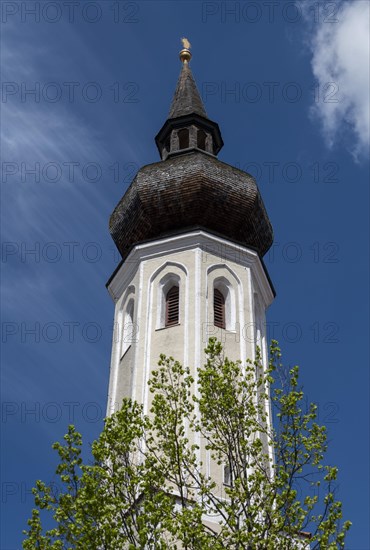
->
[299, 0, 369, 160]
[0, 22, 119, 322]
[2, 25, 108, 232]
[1, 19, 140, 236]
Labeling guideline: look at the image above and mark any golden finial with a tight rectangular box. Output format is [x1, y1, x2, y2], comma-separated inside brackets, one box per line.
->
[179, 37, 192, 63]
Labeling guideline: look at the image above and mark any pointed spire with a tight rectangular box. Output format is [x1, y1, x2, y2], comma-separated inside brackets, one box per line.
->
[168, 39, 208, 119]
[155, 40, 223, 160]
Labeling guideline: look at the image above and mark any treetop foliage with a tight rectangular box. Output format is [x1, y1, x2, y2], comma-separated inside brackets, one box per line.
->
[23, 339, 351, 549]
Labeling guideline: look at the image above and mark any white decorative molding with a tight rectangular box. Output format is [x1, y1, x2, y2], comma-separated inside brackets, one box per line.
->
[149, 261, 188, 329]
[131, 261, 144, 406]
[107, 230, 274, 308]
[208, 264, 241, 331]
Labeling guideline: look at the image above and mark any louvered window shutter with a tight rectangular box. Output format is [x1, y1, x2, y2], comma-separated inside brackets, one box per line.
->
[223, 464, 231, 486]
[165, 286, 179, 327]
[214, 289, 225, 329]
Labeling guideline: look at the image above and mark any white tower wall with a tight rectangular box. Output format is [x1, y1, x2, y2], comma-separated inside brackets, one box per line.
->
[106, 230, 274, 416]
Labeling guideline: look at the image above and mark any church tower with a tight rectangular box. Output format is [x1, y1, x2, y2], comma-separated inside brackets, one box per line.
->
[106, 43, 274, 430]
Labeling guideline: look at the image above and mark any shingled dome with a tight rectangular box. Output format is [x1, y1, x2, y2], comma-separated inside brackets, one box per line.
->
[109, 47, 273, 260]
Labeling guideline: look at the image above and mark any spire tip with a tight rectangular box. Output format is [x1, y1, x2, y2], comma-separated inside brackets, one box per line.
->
[179, 37, 192, 63]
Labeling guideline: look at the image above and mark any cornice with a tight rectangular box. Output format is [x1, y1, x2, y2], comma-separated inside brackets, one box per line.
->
[107, 230, 275, 307]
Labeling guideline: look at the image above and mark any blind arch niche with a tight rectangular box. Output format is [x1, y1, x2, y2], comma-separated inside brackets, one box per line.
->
[119, 286, 136, 357]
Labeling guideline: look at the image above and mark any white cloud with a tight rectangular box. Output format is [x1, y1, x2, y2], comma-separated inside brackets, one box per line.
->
[300, 0, 369, 160]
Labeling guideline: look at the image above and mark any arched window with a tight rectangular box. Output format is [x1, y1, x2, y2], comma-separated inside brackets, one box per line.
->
[214, 288, 225, 329]
[223, 464, 232, 486]
[178, 128, 189, 149]
[163, 136, 171, 159]
[165, 285, 179, 327]
[197, 129, 207, 151]
[155, 270, 184, 330]
[211, 275, 237, 331]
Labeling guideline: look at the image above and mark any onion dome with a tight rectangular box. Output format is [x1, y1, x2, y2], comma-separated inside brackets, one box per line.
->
[109, 40, 273, 260]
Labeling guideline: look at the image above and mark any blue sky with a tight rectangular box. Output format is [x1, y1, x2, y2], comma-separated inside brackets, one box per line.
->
[1, 1, 369, 548]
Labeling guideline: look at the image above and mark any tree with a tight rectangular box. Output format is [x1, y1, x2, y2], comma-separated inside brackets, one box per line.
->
[23, 339, 351, 549]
